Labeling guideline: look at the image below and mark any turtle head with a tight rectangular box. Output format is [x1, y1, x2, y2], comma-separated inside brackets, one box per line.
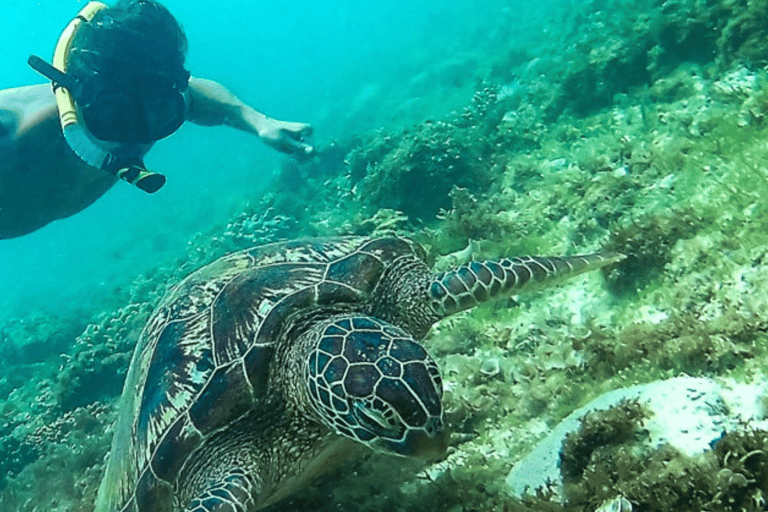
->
[303, 315, 448, 461]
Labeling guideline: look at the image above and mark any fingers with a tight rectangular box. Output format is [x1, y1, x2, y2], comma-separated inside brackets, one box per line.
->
[290, 125, 315, 156]
[261, 121, 315, 159]
[285, 122, 312, 138]
[299, 124, 313, 137]
[280, 130, 315, 159]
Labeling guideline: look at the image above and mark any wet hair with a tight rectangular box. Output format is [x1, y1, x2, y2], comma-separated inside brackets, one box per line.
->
[66, 0, 189, 98]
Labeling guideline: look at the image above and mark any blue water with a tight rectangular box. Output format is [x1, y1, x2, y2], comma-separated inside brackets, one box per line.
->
[0, 0, 555, 319]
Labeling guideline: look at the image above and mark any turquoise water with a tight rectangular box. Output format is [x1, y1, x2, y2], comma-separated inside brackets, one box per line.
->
[0, 0, 542, 318]
[6, 1, 768, 510]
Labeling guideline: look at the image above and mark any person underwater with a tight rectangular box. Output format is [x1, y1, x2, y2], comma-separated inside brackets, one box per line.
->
[0, 0, 315, 239]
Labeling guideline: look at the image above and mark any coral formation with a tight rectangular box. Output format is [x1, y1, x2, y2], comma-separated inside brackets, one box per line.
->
[5, 0, 768, 510]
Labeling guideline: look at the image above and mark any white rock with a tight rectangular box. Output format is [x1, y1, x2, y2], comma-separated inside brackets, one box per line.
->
[506, 376, 768, 499]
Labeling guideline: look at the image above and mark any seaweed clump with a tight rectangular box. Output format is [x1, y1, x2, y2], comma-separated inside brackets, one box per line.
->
[555, 401, 768, 511]
[338, 84, 523, 224]
[345, 118, 496, 221]
[604, 206, 703, 296]
[560, 399, 650, 485]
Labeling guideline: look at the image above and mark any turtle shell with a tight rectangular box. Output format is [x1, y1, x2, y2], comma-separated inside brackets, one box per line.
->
[96, 236, 426, 512]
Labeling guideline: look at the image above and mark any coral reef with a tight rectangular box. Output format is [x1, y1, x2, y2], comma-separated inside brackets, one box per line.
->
[5, 0, 768, 510]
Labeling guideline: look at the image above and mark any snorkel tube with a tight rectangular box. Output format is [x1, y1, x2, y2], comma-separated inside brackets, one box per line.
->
[28, 1, 166, 193]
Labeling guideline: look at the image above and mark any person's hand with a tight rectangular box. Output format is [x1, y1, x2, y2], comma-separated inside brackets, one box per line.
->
[257, 118, 315, 159]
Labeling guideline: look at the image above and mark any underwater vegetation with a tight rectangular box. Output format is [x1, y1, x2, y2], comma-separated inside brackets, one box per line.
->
[3, 0, 768, 510]
[556, 400, 768, 512]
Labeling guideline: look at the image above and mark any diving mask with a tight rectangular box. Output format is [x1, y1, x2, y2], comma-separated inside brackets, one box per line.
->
[76, 70, 189, 144]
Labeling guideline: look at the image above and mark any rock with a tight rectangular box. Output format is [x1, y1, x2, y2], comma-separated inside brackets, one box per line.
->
[506, 376, 768, 499]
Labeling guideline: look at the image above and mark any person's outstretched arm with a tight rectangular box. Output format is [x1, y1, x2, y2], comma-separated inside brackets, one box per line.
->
[186, 77, 314, 158]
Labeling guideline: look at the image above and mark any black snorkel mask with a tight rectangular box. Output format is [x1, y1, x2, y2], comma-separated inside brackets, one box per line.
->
[29, 55, 189, 145]
[76, 69, 190, 144]
[27, 1, 190, 193]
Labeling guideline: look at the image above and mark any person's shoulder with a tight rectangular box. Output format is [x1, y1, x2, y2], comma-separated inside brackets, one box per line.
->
[0, 84, 54, 105]
[0, 84, 57, 140]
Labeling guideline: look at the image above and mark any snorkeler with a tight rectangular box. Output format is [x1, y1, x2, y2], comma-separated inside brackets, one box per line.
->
[0, 0, 315, 239]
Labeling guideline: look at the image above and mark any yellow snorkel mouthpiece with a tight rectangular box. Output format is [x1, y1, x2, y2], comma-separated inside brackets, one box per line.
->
[28, 1, 167, 194]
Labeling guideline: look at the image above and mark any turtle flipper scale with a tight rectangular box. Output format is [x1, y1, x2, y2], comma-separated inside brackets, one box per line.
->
[429, 252, 624, 318]
[184, 471, 256, 512]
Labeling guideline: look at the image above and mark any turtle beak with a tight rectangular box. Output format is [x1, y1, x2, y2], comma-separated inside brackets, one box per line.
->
[403, 427, 450, 462]
[372, 420, 450, 462]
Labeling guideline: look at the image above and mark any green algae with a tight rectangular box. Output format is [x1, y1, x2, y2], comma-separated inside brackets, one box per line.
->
[4, 1, 768, 511]
[559, 399, 650, 485]
[560, 411, 768, 512]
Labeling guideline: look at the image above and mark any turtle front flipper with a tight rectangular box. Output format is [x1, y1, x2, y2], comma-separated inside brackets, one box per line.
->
[429, 252, 624, 318]
[184, 471, 257, 512]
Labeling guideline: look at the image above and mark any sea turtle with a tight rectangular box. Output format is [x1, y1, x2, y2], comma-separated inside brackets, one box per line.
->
[94, 236, 621, 512]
